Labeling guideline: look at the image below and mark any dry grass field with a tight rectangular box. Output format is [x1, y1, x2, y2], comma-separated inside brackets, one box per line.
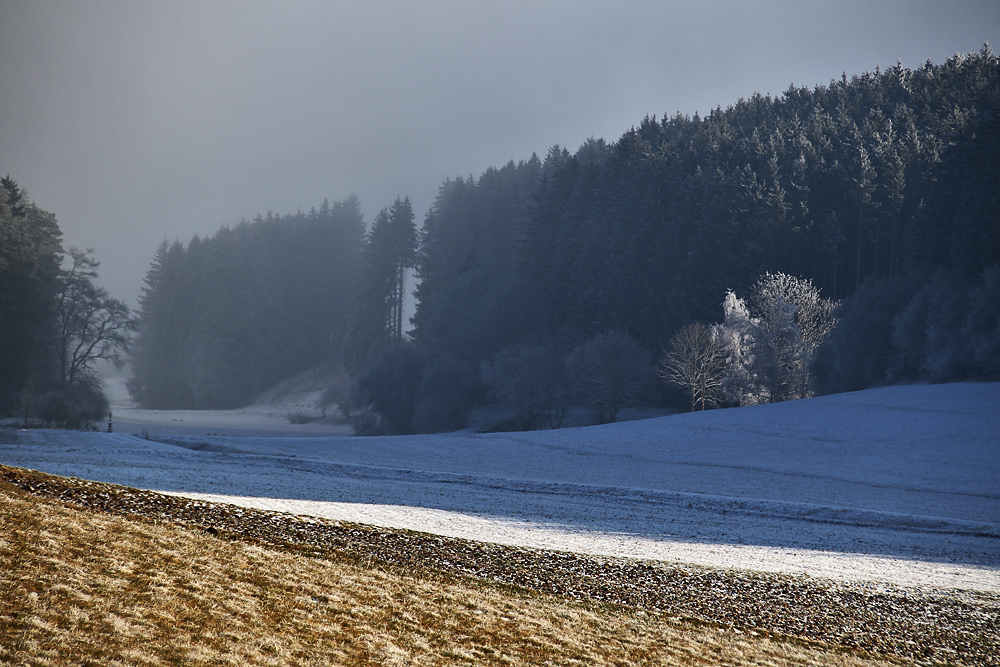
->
[0, 476, 953, 666]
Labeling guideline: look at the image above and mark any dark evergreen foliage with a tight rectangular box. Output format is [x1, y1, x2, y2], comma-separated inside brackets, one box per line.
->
[0, 176, 63, 414]
[128, 197, 364, 409]
[409, 46, 999, 424]
[345, 196, 417, 371]
[508, 47, 999, 354]
[412, 157, 544, 356]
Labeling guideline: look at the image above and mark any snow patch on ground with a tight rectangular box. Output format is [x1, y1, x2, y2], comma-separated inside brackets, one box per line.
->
[4, 382, 998, 593]
[158, 490, 1000, 593]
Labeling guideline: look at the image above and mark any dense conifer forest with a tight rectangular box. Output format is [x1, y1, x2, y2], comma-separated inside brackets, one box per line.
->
[126, 199, 364, 409]
[416, 48, 999, 353]
[117, 47, 1000, 427]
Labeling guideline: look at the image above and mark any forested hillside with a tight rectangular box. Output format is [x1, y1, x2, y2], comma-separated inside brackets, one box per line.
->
[415, 47, 999, 355]
[378, 46, 998, 431]
[125, 47, 999, 428]
[127, 198, 364, 409]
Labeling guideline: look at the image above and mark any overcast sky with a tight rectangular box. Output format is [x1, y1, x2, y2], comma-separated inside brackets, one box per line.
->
[2, 1, 997, 305]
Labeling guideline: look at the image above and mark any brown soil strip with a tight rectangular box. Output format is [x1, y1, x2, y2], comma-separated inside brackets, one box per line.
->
[2, 464, 997, 665]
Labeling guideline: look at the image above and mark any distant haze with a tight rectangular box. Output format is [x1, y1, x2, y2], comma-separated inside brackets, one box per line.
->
[2, 0, 997, 305]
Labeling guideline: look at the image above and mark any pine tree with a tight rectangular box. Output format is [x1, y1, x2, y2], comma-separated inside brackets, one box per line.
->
[127, 240, 194, 408]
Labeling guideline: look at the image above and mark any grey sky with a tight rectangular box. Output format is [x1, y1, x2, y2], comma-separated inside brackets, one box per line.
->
[2, 0, 997, 305]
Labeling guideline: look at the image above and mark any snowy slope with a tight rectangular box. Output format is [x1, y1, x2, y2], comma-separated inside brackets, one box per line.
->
[3, 383, 998, 592]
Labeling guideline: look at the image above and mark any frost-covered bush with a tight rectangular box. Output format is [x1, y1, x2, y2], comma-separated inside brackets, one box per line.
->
[321, 376, 353, 424]
[888, 274, 967, 383]
[819, 267, 1000, 390]
[885, 269, 1000, 384]
[349, 411, 383, 436]
[961, 267, 1000, 380]
[817, 273, 922, 393]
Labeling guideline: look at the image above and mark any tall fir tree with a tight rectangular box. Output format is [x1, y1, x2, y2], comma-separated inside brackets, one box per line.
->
[345, 196, 416, 370]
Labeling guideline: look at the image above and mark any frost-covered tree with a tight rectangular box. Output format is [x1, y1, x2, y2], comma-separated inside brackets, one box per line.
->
[719, 273, 837, 405]
[748, 292, 803, 403]
[750, 273, 837, 400]
[717, 290, 760, 406]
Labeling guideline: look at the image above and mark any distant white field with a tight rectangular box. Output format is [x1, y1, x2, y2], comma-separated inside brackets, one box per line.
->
[108, 406, 352, 438]
[5, 382, 999, 593]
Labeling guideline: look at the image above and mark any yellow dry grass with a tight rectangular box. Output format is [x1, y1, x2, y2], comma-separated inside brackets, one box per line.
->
[0, 483, 906, 666]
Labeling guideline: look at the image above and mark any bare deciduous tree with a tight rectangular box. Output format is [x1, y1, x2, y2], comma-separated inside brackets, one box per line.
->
[55, 248, 134, 387]
[659, 322, 727, 411]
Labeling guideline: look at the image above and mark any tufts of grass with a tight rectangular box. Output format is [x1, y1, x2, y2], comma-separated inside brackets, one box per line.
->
[0, 482, 905, 666]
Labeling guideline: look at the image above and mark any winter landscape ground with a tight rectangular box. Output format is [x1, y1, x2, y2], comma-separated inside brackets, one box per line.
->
[3, 382, 998, 594]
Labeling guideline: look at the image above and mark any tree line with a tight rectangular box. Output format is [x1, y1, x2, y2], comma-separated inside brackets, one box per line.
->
[127, 198, 366, 409]
[121, 46, 999, 431]
[0, 177, 133, 426]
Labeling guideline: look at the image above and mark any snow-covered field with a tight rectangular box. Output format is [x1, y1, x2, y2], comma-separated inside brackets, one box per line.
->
[3, 383, 998, 593]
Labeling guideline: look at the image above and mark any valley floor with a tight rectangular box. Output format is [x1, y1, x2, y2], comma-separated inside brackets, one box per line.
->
[2, 382, 998, 594]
